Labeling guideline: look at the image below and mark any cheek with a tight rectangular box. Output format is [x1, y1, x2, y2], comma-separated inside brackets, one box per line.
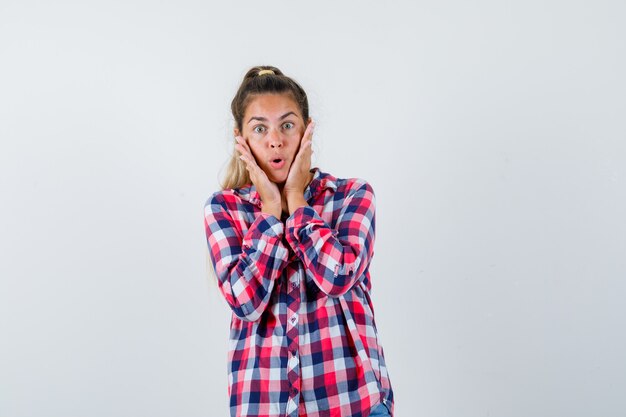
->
[288, 129, 304, 147]
[287, 143, 300, 160]
[246, 141, 263, 158]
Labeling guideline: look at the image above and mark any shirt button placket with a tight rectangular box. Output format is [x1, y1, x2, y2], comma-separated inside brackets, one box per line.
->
[285, 269, 301, 416]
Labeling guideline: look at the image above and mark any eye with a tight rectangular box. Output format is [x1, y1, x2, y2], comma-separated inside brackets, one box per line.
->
[253, 125, 266, 134]
[282, 122, 294, 130]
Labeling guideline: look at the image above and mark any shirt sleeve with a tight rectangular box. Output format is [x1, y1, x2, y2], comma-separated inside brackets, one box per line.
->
[204, 192, 289, 322]
[284, 180, 375, 297]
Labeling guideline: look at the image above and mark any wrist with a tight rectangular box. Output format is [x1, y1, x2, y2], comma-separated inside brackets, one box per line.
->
[284, 188, 304, 200]
[261, 204, 281, 219]
[286, 193, 308, 215]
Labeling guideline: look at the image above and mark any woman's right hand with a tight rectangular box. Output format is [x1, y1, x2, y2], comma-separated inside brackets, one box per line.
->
[235, 136, 282, 218]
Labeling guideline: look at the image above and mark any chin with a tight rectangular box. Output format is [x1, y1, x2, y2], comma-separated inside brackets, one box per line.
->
[266, 168, 290, 185]
[271, 176, 287, 185]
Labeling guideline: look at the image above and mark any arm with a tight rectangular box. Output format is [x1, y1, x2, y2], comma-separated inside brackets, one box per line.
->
[284, 180, 375, 297]
[204, 193, 289, 321]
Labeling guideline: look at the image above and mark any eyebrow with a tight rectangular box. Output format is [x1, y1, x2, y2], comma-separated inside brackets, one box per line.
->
[247, 111, 298, 124]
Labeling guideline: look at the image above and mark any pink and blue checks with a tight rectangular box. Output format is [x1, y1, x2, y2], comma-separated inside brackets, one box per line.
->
[204, 168, 394, 417]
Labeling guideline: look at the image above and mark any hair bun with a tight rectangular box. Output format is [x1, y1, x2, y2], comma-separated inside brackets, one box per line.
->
[243, 65, 284, 81]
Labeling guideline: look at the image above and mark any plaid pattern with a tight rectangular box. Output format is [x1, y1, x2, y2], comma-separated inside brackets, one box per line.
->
[204, 168, 394, 417]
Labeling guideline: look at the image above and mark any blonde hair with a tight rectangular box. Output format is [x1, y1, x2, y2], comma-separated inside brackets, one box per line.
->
[221, 146, 251, 190]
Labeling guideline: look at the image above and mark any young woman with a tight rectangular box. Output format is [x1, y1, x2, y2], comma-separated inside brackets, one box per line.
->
[204, 66, 394, 417]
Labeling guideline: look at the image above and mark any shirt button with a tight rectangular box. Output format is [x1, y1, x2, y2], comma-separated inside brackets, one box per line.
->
[291, 349, 297, 356]
[288, 354, 299, 368]
[289, 313, 298, 326]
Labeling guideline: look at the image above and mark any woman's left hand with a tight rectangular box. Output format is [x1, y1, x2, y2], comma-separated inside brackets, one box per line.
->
[283, 120, 315, 198]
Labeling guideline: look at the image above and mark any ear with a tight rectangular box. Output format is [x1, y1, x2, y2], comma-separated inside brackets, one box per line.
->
[233, 128, 241, 137]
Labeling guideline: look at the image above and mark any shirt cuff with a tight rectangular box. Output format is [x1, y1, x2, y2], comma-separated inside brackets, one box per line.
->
[285, 206, 325, 249]
[242, 213, 285, 248]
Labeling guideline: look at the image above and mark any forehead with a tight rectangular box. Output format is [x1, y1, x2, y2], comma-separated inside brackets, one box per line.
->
[244, 93, 302, 119]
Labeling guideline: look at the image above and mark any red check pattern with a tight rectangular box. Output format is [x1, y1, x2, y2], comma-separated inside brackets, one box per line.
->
[204, 168, 394, 417]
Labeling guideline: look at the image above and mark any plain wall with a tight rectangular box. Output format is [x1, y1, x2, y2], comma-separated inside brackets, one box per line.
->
[1, 1, 625, 416]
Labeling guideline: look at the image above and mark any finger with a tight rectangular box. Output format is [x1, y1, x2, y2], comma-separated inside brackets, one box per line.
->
[235, 136, 251, 156]
[296, 139, 313, 160]
[235, 143, 257, 166]
[238, 150, 257, 169]
[238, 150, 263, 175]
[235, 136, 249, 154]
[236, 137, 260, 167]
[236, 136, 253, 153]
[235, 145, 253, 163]
[234, 141, 249, 155]
[300, 121, 315, 146]
[305, 120, 315, 138]
[241, 157, 261, 177]
[238, 154, 252, 169]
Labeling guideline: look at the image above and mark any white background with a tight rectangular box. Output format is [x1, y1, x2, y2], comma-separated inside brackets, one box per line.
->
[1, 1, 625, 416]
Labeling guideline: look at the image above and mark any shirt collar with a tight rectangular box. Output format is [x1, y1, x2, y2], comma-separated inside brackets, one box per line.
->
[232, 167, 338, 208]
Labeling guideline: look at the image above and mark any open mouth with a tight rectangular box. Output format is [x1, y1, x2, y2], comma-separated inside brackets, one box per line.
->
[269, 158, 285, 169]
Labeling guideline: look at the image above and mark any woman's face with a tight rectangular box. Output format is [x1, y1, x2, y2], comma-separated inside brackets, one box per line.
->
[237, 93, 307, 185]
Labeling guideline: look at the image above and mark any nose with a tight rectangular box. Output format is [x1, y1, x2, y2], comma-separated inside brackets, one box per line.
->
[268, 129, 283, 148]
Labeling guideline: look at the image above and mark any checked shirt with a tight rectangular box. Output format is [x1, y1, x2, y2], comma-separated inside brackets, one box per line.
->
[204, 168, 394, 417]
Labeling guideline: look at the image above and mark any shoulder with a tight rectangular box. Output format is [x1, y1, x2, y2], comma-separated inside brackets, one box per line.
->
[326, 171, 374, 198]
[204, 187, 256, 216]
[315, 169, 375, 207]
[204, 189, 235, 210]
